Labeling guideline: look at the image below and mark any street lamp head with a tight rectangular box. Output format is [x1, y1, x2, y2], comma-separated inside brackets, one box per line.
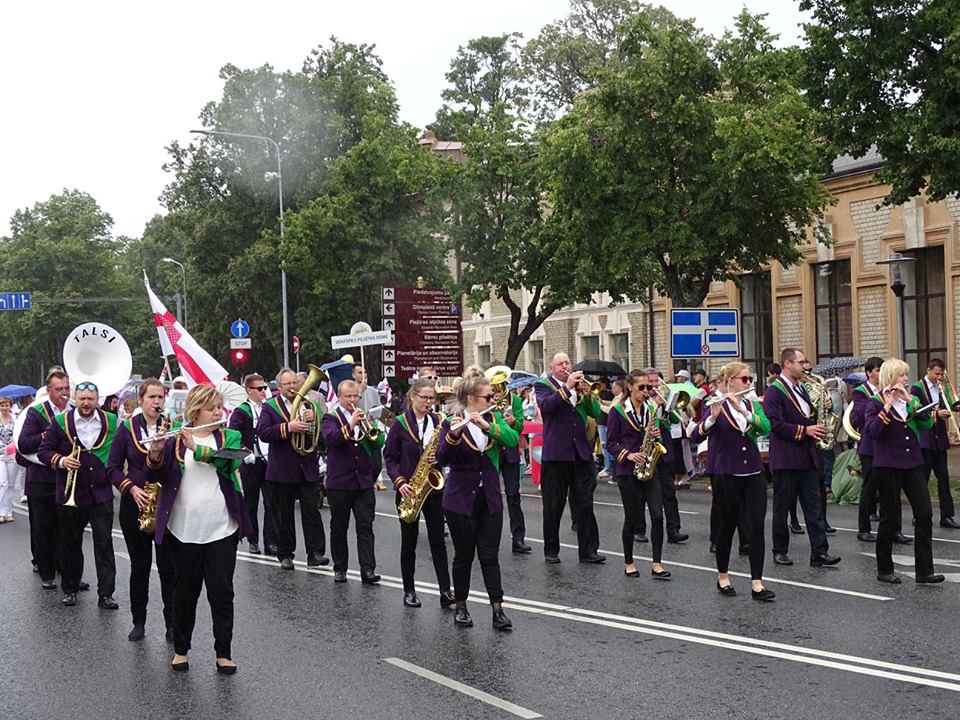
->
[264, 171, 279, 182]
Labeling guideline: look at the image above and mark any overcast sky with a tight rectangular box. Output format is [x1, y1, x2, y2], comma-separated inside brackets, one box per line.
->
[1, 1, 808, 239]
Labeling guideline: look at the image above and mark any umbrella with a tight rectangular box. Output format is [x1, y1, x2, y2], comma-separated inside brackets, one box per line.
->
[217, 380, 248, 411]
[841, 372, 867, 388]
[116, 378, 141, 402]
[0, 384, 37, 398]
[508, 375, 539, 391]
[572, 360, 627, 377]
[813, 356, 865, 377]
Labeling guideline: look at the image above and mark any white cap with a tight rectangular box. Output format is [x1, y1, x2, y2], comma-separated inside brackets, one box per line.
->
[675, 369, 691, 380]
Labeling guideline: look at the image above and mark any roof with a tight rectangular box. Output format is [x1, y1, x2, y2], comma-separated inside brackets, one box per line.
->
[824, 145, 884, 180]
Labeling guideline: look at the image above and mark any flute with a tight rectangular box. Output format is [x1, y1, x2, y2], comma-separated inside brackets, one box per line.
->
[141, 420, 226, 443]
[705, 388, 753, 407]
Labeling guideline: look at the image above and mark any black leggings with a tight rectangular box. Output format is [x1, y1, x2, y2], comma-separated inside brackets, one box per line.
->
[444, 492, 503, 604]
[396, 490, 450, 593]
[713, 473, 767, 580]
[617, 473, 663, 564]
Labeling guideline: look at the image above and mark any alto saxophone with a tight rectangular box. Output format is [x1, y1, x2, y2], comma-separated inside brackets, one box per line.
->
[804, 372, 840, 451]
[139, 410, 169, 534]
[398, 423, 444, 524]
[634, 404, 667, 482]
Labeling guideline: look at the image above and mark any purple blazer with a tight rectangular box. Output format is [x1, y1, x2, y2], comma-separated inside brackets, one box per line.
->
[107, 418, 156, 495]
[37, 410, 115, 506]
[606, 401, 673, 477]
[15, 401, 61, 487]
[911, 380, 951, 451]
[383, 409, 443, 490]
[259, 398, 322, 484]
[689, 400, 770, 476]
[534, 376, 600, 463]
[321, 407, 385, 491]
[147, 429, 252, 544]
[228, 400, 264, 481]
[763, 379, 820, 472]
[862, 398, 924, 470]
[849, 384, 876, 457]
[435, 415, 505, 516]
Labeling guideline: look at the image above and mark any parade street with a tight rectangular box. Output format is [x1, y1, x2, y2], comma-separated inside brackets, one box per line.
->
[2, 479, 959, 720]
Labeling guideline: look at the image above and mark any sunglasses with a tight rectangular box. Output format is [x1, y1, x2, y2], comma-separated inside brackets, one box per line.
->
[75, 382, 98, 392]
[635, 384, 654, 391]
[734, 376, 754, 383]
[477, 393, 496, 402]
[250, 385, 268, 391]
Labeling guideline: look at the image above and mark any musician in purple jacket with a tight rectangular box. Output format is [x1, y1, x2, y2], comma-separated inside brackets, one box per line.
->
[322, 379, 386, 585]
[852, 357, 881, 541]
[911, 358, 959, 529]
[17, 368, 71, 587]
[146, 384, 252, 675]
[534, 351, 604, 565]
[106, 378, 177, 641]
[435, 367, 518, 631]
[383, 378, 453, 609]
[38, 380, 118, 609]
[764, 348, 840, 568]
[863, 358, 943, 584]
[258, 368, 327, 570]
[690, 362, 774, 601]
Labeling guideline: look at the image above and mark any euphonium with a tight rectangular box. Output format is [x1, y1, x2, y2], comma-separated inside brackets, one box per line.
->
[484, 365, 512, 414]
[63, 442, 81, 507]
[397, 422, 444, 523]
[635, 403, 667, 482]
[290, 364, 326, 456]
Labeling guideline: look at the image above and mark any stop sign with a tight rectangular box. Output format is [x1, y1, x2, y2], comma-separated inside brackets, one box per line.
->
[292, 336, 300, 354]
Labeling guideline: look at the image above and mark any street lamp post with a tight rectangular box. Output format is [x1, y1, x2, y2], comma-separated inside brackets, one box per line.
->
[877, 252, 917, 359]
[162, 257, 187, 327]
[191, 129, 290, 368]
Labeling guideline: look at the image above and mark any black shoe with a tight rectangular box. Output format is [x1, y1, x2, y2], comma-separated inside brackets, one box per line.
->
[165, 627, 174, 642]
[32, 563, 39, 573]
[738, 545, 750, 556]
[41, 578, 57, 590]
[248, 542, 261, 554]
[789, 522, 804, 534]
[893, 532, 913, 545]
[403, 592, 421, 608]
[773, 553, 793, 566]
[752, 588, 776, 602]
[216, 662, 237, 675]
[580, 553, 606, 564]
[869, 512, 879, 522]
[857, 531, 877, 542]
[62, 593, 77, 607]
[171, 659, 189, 672]
[940, 517, 960, 529]
[128, 624, 145, 641]
[307, 553, 329, 567]
[717, 582, 737, 597]
[570, 523, 578, 533]
[78, 581, 90, 592]
[361, 572, 381, 585]
[492, 609, 512, 631]
[916, 574, 946, 584]
[334, 570, 347, 583]
[439, 590, 456, 608]
[624, 567, 640, 578]
[810, 553, 841, 567]
[634, 533, 648, 543]
[824, 524, 837, 534]
[279, 557, 294, 570]
[651, 568, 671, 580]
[667, 533, 689, 544]
[544, 555, 561, 564]
[454, 607, 473, 627]
[877, 572, 901, 584]
[512, 542, 532, 554]
[265, 543, 279, 556]
[98, 595, 119, 610]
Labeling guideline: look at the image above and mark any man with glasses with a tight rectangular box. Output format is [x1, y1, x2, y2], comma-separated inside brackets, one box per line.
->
[38, 381, 119, 609]
[229, 373, 277, 555]
[259, 368, 328, 570]
[353, 364, 386, 491]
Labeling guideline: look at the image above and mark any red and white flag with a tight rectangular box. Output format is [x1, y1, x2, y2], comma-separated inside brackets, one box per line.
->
[144, 273, 228, 387]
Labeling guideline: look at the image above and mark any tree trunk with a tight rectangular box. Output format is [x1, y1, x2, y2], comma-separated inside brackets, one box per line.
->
[501, 285, 554, 369]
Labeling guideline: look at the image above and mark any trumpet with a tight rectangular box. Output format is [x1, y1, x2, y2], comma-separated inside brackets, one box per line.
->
[63, 441, 81, 507]
[348, 404, 383, 442]
[141, 420, 226, 444]
[705, 388, 754, 407]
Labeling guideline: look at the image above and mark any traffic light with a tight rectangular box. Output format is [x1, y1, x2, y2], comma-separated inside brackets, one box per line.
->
[232, 349, 248, 365]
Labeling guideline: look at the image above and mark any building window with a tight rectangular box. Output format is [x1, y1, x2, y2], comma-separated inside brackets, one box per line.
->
[581, 335, 600, 361]
[477, 344, 491, 367]
[610, 333, 629, 371]
[528, 340, 544, 375]
[902, 247, 946, 372]
[813, 260, 853, 361]
[739, 271, 773, 392]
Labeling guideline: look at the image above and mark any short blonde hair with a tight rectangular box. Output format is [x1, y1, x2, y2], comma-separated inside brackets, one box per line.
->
[184, 384, 222, 426]
[878, 358, 910, 390]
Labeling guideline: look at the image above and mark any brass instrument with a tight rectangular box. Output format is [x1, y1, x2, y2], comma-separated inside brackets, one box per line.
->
[803, 371, 840, 451]
[841, 402, 860, 443]
[356, 405, 383, 443]
[139, 408, 170, 533]
[63, 441, 81, 507]
[658, 379, 692, 412]
[290, 364, 326, 455]
[938, 373, 960, 445]
[397, 420, 444, 523]
[635, 403, 667, 482]
[484, 365, 512, 414]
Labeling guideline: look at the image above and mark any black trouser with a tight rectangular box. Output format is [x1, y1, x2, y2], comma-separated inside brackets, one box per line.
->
[617, 472, 663, 564]
[241, 460, 275, 547]
[501, 460, 526, 545]
[857, 453, 879, 532]
[875, 466, 934, 577]
[166, 532, 238, 659]
[58, 500, 115, 597]
[265, 481, 325, 560]
[660, 462, 682, 538]
[709, 486, 750, 547]
[370, 448, 383, 485]
[922, 448, 954, 521]
[396, 490, 449, 593]
[445, 492, 503, 604]
[27, 482, 59, 581]
[327, 487, 376, 574]
[540, 459, 599, 558]
[713, 473, 767, 580]
[118, 494, 175, 627]
[772, 468, 829, 559]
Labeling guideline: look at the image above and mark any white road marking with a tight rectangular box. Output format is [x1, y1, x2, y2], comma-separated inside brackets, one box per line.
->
[858, 552, 960, 583]
[799, 521, 960, 545]
[384, 658, 542, 719]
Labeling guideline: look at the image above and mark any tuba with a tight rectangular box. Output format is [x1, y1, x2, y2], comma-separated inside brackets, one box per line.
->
[484, 365, 512, 414]
[290, 364, 326, 455]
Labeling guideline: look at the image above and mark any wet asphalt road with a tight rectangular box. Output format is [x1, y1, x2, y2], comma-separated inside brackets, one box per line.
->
[1, 476, 959, 720]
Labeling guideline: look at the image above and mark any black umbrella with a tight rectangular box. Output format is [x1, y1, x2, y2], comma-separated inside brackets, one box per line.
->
[813, 356, 866, 377]
[573, 360, 627, 378]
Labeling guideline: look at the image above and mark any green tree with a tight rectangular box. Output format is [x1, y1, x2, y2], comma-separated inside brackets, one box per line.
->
[801, 0, 960, 205]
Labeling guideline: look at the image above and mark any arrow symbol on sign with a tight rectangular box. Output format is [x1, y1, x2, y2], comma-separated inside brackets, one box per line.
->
[383, 288, 395, 300]
[384, 365, 395, 377]
[384, 319, 395, 331]
[383, 350, 395, 361]
[382, 303, 395, 315]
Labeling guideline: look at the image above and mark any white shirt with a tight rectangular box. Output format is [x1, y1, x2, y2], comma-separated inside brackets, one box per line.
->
[74, 410, 102, 449]
[780, 374, 811, 416]
[413, 413, 436, 448]
[167, 435, 237, 544]
[249, 399, 269, 458]
[892, 398, 908, 419]
[623, 398, 647, 426]
[925, 378, 942, 406]
[464, 411, 488, 452]
[551, 375, 578, 406]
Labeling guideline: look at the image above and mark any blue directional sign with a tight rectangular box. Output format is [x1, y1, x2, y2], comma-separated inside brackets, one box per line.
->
[670, 308, 740, 359]
[230, 318, 250, 339]
[0, 292, 31, 311]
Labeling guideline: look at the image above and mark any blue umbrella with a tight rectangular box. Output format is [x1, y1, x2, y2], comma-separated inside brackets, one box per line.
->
[0, 384, 37, 398]
[320, 360, 354, 395]
[508, 375, 539, 391]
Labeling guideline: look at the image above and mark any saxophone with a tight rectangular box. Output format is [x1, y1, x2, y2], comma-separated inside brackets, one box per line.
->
[139, 410, 170, 534]
[804, 372, 840, 451]
[398, 422, 444, 524]
[634, 403, 667, 482]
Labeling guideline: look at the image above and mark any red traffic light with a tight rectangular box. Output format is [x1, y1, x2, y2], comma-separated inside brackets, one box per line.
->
[232, 349, 248, 364]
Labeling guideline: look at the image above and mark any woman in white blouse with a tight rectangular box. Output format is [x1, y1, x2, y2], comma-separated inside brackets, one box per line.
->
[0, 396, 17, 522]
